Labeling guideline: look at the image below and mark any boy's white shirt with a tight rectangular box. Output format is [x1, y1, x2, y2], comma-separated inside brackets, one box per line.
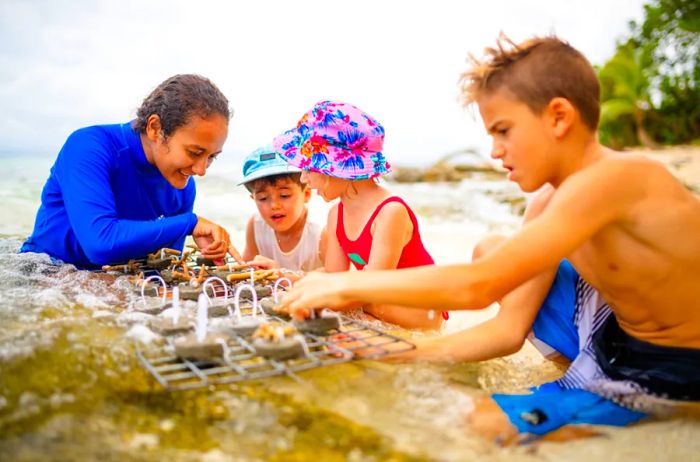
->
[252, 213, 323, 272]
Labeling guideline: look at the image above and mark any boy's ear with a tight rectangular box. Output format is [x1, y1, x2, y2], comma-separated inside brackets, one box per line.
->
[546, 97, 576, 138]
[303, 186, 312, 202]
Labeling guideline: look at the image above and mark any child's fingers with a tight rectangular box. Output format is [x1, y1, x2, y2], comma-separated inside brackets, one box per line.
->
[227, 243, 244, 264]
[290, 307, 310, 321]
[248, 258, 272, 270]
[276, 289, 298, 311]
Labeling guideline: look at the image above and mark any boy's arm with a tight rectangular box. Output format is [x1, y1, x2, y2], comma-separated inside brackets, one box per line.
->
[322, 204, 351, 272]
[242, 215, 259, 262]
[393, 189, 559, 361]
[392, 268, 557, 361]
[279, 159, 642, 313]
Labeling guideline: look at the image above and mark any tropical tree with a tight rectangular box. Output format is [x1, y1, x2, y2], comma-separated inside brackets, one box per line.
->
[639, 0, 700, 144]
[598, 41, 657, 148]
[597, 0, 699, 148]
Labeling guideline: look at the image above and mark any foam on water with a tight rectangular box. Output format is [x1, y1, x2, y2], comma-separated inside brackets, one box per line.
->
[124, 324, 160, 345]
[0, 238, 133, 361]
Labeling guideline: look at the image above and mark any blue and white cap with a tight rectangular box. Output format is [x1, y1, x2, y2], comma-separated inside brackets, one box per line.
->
[238, 145, 301, 186]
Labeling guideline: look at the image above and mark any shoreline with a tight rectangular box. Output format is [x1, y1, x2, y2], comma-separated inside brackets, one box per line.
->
[390, 144, 700, 192]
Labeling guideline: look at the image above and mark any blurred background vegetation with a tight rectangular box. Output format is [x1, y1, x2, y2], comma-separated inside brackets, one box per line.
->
[597, 0, 699, 149]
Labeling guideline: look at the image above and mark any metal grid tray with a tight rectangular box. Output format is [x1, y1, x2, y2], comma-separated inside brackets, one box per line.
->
[135, 315, 415, 390]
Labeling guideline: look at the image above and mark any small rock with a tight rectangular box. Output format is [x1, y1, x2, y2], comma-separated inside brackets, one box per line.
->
[174, 333, 227, 360]
[253, 336, 305, 360]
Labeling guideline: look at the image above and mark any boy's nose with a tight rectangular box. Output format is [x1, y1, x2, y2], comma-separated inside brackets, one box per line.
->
[490, 144, 505, 159]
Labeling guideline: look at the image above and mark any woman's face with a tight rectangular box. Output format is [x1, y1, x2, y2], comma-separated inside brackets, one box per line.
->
[146, 114, 229, 189]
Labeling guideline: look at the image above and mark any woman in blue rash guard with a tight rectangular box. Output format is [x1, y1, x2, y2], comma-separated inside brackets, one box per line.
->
[21, 74, 244, 269]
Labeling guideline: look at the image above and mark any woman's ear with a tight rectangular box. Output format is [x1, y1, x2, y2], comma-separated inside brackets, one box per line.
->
[546, 97, 576, 139]
[145, 114, 163, 142]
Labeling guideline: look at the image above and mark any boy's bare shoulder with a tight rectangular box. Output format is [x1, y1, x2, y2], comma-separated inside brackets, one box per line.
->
[593, 151, 672, 177]
[537, 153, 683, 227]
[567, 152, 676, 194]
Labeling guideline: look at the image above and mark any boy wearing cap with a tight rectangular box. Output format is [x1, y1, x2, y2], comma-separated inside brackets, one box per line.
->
[240, 146, 325, 274]
[276, 37, 700, 440]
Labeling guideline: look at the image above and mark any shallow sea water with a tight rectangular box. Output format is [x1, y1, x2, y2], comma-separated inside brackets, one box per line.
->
[1, 153, 698, 461]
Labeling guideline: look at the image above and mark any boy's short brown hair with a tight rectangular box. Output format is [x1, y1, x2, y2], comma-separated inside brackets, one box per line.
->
[460, 35, 600, 130]
[244, 172, 306, 194]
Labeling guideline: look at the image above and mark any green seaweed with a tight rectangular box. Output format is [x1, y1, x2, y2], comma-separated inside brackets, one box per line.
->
[0, 313, 428, 461]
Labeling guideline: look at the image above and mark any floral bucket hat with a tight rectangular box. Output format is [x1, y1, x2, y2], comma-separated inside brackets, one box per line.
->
[272, 100, 391, 180]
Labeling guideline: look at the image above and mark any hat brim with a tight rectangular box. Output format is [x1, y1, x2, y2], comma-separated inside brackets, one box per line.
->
[273, 128, 391, 180]
[237, 163, 301, 186]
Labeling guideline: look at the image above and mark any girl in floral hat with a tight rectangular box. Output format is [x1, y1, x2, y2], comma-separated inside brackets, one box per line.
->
[273, 100, 446, 329]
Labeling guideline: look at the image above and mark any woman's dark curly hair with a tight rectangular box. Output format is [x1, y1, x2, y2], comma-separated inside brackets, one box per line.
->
[132, 74, 231, 138]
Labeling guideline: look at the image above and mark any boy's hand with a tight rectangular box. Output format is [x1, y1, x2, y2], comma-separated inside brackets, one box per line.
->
[248, 255, 280, 270]
[191, 216, 244, 263]
[276, 272, 351, 319]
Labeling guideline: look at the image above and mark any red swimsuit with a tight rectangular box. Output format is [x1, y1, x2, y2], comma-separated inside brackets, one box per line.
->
[336, 196, 448, 320]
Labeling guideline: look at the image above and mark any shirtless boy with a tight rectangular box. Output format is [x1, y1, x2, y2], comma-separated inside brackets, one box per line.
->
[277, 35, 700, 439]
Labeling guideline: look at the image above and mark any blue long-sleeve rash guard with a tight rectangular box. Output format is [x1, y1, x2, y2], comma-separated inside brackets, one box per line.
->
[21, 122, 199, 269]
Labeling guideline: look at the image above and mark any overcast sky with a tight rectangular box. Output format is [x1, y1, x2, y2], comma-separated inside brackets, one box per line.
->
[0, 0, 646, 166]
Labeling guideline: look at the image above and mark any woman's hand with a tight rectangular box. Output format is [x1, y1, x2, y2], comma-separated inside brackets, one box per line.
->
[192, 216, 244, 263]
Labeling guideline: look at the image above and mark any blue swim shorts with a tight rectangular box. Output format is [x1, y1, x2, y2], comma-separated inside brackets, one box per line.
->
[491, 261, 647, 435]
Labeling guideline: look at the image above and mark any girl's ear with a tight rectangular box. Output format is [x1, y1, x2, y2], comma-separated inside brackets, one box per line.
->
[546, 97, 576, 139]
[145, 114, 163, 142]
